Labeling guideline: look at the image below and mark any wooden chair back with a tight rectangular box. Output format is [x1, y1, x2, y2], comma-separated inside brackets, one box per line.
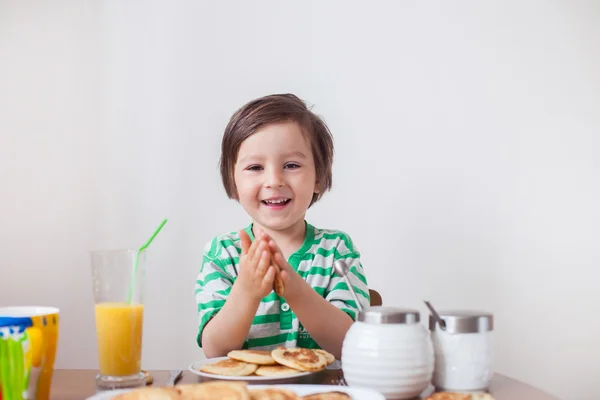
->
[369, 289, 382, 306]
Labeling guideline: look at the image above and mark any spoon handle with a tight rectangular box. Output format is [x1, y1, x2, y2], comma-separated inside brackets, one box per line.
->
[167, 369, 182, 386]
[424, 300, 446, 330]
[343, 275, 363, 312]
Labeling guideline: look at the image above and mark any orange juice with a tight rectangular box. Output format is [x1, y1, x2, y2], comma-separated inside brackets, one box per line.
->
[94, 303, 144, 376]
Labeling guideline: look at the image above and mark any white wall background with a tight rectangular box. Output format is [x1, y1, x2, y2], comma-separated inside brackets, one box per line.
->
[1, 1, 599, 399]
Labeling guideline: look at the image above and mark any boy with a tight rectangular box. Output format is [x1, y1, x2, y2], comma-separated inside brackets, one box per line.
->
[195, 94, 370, 359]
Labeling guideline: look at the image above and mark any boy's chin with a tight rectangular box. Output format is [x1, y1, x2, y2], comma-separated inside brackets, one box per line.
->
[254, 218, 302, 233]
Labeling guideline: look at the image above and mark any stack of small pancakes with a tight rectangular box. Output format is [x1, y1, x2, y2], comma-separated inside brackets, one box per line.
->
[112, 380, 352, 399]
[199, 348, 335, 377]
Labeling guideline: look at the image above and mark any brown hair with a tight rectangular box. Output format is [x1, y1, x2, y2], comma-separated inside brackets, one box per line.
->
[219, 93, 334, 206]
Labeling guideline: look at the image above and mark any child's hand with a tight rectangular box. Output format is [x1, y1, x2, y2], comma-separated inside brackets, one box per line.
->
[237, 230, 276, 301]
[263, 235, 306, 301]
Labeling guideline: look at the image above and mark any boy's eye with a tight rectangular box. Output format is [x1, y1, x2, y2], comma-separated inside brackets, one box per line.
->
[284, 163, 300, 169]
[246, 165, 263, 171]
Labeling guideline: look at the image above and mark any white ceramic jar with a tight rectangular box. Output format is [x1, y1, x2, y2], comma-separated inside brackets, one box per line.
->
[341, 307, 434, 399]
[430, 310, 494, 392]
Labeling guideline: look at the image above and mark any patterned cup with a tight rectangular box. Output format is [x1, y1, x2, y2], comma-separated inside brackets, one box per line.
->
[0, 306, 60, 400]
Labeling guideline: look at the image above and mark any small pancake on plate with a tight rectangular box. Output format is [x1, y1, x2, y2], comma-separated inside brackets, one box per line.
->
[112, 387, 181, 400]
[271, 348, 327, 372]
[313, 349, 335, 365]
[302, 391, 351, 400]
[425, 393, 495, 400]
[198, 358, 258, 376]
[250, 388, 299, 400]
[177, 381, 250, 400]
[228, 349, 277, 365]
[254, 364, 305, 377]
[272, 263, 285, 296]
[140, 370, 153, 385]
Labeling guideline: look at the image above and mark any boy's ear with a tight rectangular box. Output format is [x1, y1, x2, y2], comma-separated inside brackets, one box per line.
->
[313, 180, 321, 194]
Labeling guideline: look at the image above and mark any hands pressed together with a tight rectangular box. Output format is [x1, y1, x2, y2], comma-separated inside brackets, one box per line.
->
[236, 229, 302, 302]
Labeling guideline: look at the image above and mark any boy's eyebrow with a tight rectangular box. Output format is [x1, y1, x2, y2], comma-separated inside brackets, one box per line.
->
[237, 151, 307, 164]
[283, 151, 308, 159]
[237, 154, 263, 164]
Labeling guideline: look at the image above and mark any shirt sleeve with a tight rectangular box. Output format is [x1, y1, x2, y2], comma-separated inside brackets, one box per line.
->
[324, 232, 370, 320]
[195, 238, 236, 348]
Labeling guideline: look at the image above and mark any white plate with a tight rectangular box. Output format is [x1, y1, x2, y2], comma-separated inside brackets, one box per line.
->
[189, 356, 318, 382]
[258, 384, 385, 399]
[86, 384, 385, 400]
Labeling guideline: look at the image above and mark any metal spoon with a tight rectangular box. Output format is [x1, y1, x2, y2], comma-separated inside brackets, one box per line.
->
[424, 300, 446, 330]
[167, 369, 182, 386]
[333, 260, 363, 312]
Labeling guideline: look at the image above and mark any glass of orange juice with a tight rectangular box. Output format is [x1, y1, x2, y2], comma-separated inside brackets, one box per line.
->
[91, 249, 147, 390]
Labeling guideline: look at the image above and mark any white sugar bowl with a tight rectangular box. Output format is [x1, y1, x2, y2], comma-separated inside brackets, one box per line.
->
[430, 310, 494, 392]
[341, 307, 434, 399]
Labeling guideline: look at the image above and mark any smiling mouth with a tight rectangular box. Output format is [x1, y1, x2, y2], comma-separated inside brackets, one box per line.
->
[261, 198, 291, 205]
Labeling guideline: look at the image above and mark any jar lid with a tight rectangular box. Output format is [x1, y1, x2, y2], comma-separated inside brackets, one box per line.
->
[429, 310, 493, 333]
[358, 306, 420, 324]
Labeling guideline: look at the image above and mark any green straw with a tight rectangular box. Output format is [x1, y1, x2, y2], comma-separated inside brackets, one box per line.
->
[127, 218, 168, 304]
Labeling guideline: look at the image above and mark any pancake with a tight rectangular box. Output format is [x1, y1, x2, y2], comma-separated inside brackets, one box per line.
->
[227, 349, 277, 365]
[313, 349, 335, 365]
[198, 358, 258, 376]
[112, 387, 180, 400]
[141, 370, 153, 385]
[250, 388, 299, 400]
[271, 348, 327, 372]
[254, 364, 305, 377]
[177, 381, 250, 400]
[273, 264, 285, 296]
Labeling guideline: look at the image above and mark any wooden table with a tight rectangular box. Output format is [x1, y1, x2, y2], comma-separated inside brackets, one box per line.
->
[50, 369, 559, 400]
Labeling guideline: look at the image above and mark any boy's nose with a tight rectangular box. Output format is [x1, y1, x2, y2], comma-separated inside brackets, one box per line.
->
[265, 169, 284, 188]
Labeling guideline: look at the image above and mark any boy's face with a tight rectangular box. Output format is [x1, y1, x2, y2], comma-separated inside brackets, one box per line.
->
[234, 121, 318, 233]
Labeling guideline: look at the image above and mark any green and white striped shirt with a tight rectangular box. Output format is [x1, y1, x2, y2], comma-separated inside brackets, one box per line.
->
[195, 221, 370, 351]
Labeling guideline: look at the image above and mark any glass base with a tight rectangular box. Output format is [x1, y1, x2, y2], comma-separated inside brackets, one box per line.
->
[95, 372, 146, 391]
